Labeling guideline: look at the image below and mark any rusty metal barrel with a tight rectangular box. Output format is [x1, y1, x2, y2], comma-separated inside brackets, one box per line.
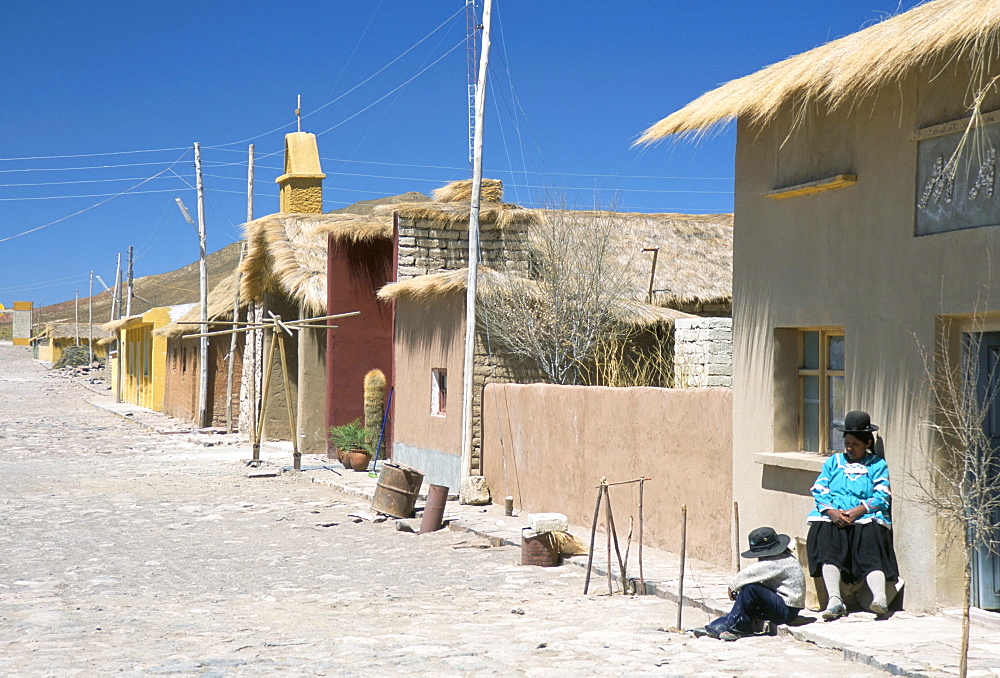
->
[419, 484, 449, 534]
[371, 461, 424, 518]
[521, 528, 560, 566]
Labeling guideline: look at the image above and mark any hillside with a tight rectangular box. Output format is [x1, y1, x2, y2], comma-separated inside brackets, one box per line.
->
[35, 241, 246, 326]
[30, 192, 433, 328]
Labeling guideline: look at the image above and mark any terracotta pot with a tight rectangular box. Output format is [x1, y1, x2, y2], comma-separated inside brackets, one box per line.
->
[348, 449, 372, 472]
[338, 448, 352, 469]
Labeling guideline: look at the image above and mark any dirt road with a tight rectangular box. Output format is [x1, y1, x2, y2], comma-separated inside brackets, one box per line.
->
[0, 345, 879, 676]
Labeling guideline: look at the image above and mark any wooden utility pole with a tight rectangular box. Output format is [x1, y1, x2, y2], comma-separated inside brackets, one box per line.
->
[125, 246, 134, 317]
[460, 0, 492, 481]
[88, 271, 94, 364]
[195, 142, 210, 429]
[247, 144, 255, 223]
[74, 289, 80, 345]
[225, 243, 245, 433]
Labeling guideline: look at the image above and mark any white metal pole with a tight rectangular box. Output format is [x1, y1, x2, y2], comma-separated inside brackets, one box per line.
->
[112, 253, 122, 322]
[195, 142, 210, 428]
[125, 245, 134, 317]
[247, 144, 255, 223]
[75, 289, 80, 345]
[460, 0, 492, 481]
[88, 271, 93, 364]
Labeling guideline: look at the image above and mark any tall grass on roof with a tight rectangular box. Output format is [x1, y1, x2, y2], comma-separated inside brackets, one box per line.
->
[638, 0, 1000, 142]
[432, 178, 504, 204]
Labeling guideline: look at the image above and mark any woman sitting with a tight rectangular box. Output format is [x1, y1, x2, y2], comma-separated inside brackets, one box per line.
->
[807, 410, 899, 619]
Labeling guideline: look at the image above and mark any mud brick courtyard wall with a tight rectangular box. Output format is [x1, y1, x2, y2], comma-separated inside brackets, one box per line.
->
[481, 383, 733, 566]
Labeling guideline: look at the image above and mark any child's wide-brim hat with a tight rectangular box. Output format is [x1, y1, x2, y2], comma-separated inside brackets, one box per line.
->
[836, 410, 879, 433]
[741, 526, 791, 559]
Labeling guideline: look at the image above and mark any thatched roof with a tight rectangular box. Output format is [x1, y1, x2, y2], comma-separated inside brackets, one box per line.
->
[32, 322, 111, 342]
[379, 210, 732, 309]
[638, 0, 1000, 141]
[588, 211, 733, 308]
[380, 179, 541, 229]
[156, 272, 247, 339]
[378, 267, 696, 327]
[239, 212, 393, 313]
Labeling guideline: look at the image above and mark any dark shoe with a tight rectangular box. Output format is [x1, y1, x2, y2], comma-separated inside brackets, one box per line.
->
[690, 626, 720, 639]
[719, 630, 742, 642]
[821, 599, 846, 621]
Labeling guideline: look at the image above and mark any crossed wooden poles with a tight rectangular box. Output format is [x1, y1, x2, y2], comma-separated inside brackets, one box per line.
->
[583, 476, 651, 597]
[183, 310, 359, 470]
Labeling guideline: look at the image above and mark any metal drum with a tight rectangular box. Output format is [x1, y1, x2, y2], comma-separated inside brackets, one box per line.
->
[371, 461, 424, 518]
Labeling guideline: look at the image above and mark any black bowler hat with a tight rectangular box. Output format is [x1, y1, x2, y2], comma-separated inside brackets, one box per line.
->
[836, 410, 879, 434]
[741, 526, 791, 559]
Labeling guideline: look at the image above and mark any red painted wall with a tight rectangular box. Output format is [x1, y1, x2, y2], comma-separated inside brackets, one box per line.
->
[325, 236, 394, 456]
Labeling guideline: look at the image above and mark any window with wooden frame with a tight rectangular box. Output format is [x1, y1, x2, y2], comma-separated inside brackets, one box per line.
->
[798, 329, 845, 453]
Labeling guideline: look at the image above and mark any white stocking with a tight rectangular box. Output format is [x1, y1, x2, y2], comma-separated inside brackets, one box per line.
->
[822, 563, 843, 608]
[866, 570, 887, 609]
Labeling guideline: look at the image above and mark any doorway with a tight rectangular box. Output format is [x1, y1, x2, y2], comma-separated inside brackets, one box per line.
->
[971, 331, 1000, 610]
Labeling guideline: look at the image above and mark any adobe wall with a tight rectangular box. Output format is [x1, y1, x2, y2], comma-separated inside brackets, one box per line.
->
[481, 383, 734, 566]
[326, 237, 395, 456]
[732, 59, 1000, 610]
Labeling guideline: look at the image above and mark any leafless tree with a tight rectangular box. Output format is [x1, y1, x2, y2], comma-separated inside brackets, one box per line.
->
[479, 209, 639, 385]
[909, 318, 1000, 678]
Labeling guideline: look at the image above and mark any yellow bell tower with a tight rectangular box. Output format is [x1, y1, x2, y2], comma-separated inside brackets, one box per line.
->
[275, 132, 325, 214]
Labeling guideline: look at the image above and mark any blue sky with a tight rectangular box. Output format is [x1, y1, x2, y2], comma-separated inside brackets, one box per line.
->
[0, 1, 922, 307]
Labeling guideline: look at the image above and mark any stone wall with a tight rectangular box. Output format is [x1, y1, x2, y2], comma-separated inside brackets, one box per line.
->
[396, 217, 529, 281]
[673, 317, 733, 387]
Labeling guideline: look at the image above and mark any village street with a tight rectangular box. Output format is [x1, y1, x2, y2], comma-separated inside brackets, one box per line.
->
[0, 344, 882, 677]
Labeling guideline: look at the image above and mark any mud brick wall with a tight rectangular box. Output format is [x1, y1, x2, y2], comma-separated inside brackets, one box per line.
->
[673, 317, 733, 387]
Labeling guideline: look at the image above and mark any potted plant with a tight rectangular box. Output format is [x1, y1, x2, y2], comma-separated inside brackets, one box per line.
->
[329, 419, 373, 472]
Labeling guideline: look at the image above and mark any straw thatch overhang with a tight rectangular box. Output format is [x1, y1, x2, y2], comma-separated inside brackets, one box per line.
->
[31, 322, 111, 342]
[156, 272, 248, 340]
[377, 268, 695, 328]
[240, 212, 393, 314]
[100, 314, 142, 338]
[378, 178, 540, 230]
[638, 0, 1000, 141]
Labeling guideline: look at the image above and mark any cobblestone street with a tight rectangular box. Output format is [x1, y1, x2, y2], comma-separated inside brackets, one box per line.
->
[0, 344, 881, 677]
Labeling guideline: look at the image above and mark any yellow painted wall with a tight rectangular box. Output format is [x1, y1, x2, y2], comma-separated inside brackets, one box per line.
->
[112, 306, 172, 411]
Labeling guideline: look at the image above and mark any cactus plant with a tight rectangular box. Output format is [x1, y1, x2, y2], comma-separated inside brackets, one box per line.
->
[363, 369, 387, 457]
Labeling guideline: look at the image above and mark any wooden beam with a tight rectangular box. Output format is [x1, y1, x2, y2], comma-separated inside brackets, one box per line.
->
[909, 109, 1000, 142]
[763, 174, 857, 200]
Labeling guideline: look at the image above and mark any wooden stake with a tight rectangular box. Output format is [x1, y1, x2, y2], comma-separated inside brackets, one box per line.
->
[605, 487, 628, 593]
[583, 482, 604, 595]
[677, 503, 688, 631]
[605, 484, 613, 595]
[638, 478, 645, 594]
[252, 325, 277, 464]
[733, 501, 741, 572]
[275, 319, 299, 471]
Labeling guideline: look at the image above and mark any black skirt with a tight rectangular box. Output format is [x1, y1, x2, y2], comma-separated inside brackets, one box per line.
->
[806, 520, 899, 584]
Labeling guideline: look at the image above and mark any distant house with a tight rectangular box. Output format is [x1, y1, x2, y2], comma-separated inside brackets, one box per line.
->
[377, 180, 732, 491]
[157, 272, 249, 428]
[31, 322, 110, 364]
[102, 304, 194, 411]
[639, 0, 1000, 611]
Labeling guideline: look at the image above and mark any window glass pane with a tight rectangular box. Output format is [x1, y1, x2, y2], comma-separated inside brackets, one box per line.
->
[828, 335, 845, 371]
[802, 375, 819, 451]
[802, 331, 819, 369]
[828, 375, 845, 451]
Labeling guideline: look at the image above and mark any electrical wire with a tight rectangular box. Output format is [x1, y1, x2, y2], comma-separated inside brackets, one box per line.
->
[0, 150, 191, 244]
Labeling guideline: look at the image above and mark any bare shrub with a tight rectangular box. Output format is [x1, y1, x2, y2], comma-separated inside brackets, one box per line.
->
[479, 210, 640, 385]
